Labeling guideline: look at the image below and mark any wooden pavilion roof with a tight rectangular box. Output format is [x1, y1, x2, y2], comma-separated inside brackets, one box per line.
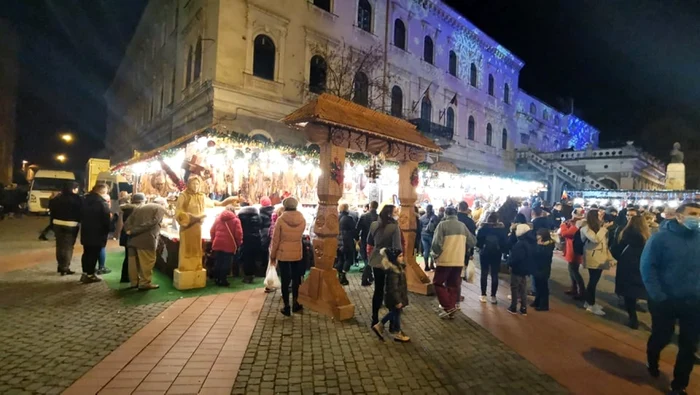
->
[282, 94, 441, 153]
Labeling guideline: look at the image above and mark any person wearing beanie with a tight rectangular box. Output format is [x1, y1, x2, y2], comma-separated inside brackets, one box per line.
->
[507, 224, 536, 315]
[371, 248, 410, 342]
[118, 193, 146, 283]
[259, 196, 275, 274]
[270, 196, 307, 316]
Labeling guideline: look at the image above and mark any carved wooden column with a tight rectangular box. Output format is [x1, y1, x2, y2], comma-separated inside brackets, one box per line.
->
[398, 161, 434, 295]
[297, 130, 354, 321]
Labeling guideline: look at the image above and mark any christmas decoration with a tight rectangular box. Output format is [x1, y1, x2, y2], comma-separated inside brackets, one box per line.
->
[410, 168, 420, 187]
[330, 157, 344, 184]
[160, 159, 186, 191]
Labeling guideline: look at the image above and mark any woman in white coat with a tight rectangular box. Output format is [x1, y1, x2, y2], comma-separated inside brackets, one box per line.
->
[580, 209, 614, 316]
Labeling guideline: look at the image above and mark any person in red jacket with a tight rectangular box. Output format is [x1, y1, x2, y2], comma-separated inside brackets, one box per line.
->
[559, 214, 585, 300]
[210, 206, 244, 286]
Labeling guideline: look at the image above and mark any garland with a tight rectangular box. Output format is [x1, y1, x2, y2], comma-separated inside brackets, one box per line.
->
[330, 157, 344, 184]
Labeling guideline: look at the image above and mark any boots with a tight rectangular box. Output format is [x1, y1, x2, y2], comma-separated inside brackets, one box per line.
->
[338, 272, 349, 286]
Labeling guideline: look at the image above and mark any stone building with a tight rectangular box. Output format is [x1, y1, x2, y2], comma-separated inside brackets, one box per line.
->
[105, 0, 599, 175]
[0, 18, 18, 185]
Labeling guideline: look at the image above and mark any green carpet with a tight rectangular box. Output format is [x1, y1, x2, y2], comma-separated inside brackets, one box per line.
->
[103, 251, 264, 306]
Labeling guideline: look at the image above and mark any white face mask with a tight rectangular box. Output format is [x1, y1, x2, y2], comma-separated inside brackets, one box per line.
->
[101, 194, 110, 201]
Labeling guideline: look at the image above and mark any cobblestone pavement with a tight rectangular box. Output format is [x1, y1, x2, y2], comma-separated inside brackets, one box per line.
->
[234, 272, 568, 395]
[0, 219, 172, 395]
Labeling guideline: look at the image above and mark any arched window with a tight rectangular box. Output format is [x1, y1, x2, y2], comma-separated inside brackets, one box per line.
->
[502, 128, 508, 150]
[543, 136, 550, 148]
[446, 107, 455, 130]
[253, 35, 275, 81]
[309, 55, 327, 94]
[554, 117, 560, 126]
[185, 46, 193, 86]
[554, 139, 560, 149]
[486, 123, 493, 146]
[353, 71, 369, 106]
[423, 36, 434, 64]
[543, 109, 549, 121]
[357, 0, 372, 32]
[393, 19, 406, 50]
[467, 116, 475, 140]
[193, 37, 202, 80]
[313, 0, 331, 12]
[448, 51, 457, 77]
[390, 86, 403, 118]
[529, 102, 536, 115]
[504, 83, 510, 104]
[488, 74, 494, 96]
[470, 63, 477, 87]
[420, 96, 432, 122]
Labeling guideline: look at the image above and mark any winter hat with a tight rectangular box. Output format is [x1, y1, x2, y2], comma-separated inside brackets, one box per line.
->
[515, 224, 531, 237]
[260, 196, 272, 207]
[381, 248, 402, 265]
[131, 193, 146, 204]
[282, 196, 298, 210]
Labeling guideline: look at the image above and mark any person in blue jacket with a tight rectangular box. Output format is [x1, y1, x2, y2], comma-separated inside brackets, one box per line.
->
[641, 202, 700, 395]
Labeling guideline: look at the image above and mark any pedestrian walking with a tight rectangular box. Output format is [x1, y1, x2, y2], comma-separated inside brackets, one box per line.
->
[269, 197, 307, 316]
[209, 206, 243, 287]
[532, 229, 555, 311]
[118, 193, 145, 283]
[431, 207, 472, 318]
[507, 224, 536, 315]
[336, 203, 357, 286]
[80, 184, 111, 283]
[641, 202, 700, 395]
[476, 212, 508, 304]
[238, 205, 263, 284]
[581, 209, 615, 316]
[357, 201, 379, 286]
[612, 215, 649, 329]
[49, 182, 82, 275]
[371, 248, 410, 342]
[367, 205, 403, 327]
[124, 197, 168, 290]
[419, 204, 439, 271]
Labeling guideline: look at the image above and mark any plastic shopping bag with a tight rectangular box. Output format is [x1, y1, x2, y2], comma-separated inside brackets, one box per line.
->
[466, 261, 475, 284]
[265, 262, 281, 289]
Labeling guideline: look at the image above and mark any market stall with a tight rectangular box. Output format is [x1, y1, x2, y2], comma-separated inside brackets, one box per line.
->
[565, 189, 700, 208]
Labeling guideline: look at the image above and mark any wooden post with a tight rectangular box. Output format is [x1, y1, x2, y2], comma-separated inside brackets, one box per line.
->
[398, 161, 434, 295]
[296, 140, 355, 321]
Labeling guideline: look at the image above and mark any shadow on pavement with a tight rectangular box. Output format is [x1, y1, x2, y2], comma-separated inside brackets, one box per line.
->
[582, 347, 670, 392]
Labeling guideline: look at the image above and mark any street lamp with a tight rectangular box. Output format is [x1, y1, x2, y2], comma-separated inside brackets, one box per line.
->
[56, 154, 67, 163]
[60, 133, 73, 143]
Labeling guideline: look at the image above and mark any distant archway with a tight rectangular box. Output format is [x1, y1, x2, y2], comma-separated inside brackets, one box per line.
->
[599, 178, 619, 190]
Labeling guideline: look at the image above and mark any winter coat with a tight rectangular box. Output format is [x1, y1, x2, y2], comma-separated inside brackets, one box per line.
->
[269, 210, 306, 262]
[518, 206, 532, 223]
[384, 259, 409, 309]
[533, 240, 555, 279]
[49, 191, 82, 226]
[238, 206, 263, 248]
[80, 192, 111, 247]
[124, 203, 167, 251]
[119, 203, 141, 247]
[456, 212, 477, 236]
[559, 222, 582, 264]
[532, 216, 551, 233]
[356, 209, 378, 245]
[613, 230, 648, 299]
[419, 212, 439, 236]
[431, 215, 475, 267]
[508, 231, 536, 276]
[259, 205, 275, 248]
[580, 225, 610, 270]
[476, 223, 508, 262]
[641, 219, 700, 302]
[210, 210, 243, 254]
[367, 219, 402, 269]
[338, 211, 357, 252]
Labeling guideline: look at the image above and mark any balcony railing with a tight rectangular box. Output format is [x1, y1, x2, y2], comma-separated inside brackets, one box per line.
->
[408, 118, 454, 146]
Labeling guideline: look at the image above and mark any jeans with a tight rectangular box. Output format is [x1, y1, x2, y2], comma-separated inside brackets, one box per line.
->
[214, 251, 235, 284]
[98, 247, 106, 269]
[381, 308, 402, 333]
[647, 299, 700, 391]
[568, 262, 586, 296]
[480, 254, 501, 297]
[421, 234, 434, 268]
[81, 245, 103, 275]
[372, 267, 396, 330]
[433, 266, 462, 311]
[278, 261, 305, 308]
[624, 296, 638, 324]
[533, 275, 550, 310]
[586, 269, 603, 305]
[335, 247, 355, 273]
[54, 225, 78, 272]
[509, 274, 527, 311]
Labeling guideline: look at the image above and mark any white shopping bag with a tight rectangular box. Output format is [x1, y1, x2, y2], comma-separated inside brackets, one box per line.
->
[265, 262, 281, 289]
[466, 262, 475, 284]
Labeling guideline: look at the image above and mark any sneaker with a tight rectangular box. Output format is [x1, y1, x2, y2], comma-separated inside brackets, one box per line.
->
[138, 284, 160, 291]
[479, 295, 488, 303]
[371, 323, 385, 341]
[506, 307, 518, 315]
[439, 308, 458, 319]
[583, 302, 590, 309]
[393, 331, 410, 343]
[96, 267, 112, 275]
[489, 296, 498, 305]
[80, 274, 102, 284]
[586, 304, 606, 316]
[507, 294, 512, 300]
[60, 270, 75, 276]
[520, 308, 528, 316]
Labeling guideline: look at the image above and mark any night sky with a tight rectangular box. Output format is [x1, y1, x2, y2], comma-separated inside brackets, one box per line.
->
[3, 0, 700, 184]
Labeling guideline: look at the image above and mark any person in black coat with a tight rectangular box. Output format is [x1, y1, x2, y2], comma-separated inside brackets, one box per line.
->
[532, 229, 556, 311]
[238, 205, 263, 283]
[476, 213, 508, 302]
[49, 182, 82, 275]
[357, 201, 379, 286]
[258, 197, 275, 276]
[419, 205, 439, 271]
[611, 215, 649, 329]
[507, 224, 536, 315]
[80, 184, 111, 283]
[336, 203, 357, 285]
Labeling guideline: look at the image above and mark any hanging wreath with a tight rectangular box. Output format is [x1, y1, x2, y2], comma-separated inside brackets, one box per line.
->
[410, 168, 420, 188]
[330, 157, 344, 185]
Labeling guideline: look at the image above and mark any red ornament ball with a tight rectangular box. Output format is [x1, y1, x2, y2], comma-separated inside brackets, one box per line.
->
[207, 140, 216, 148]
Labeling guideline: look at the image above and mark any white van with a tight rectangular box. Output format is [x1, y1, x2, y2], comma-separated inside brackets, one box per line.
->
[28, 170, 76, 214]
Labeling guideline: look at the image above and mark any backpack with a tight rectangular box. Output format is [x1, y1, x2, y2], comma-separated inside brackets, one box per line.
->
[482, 234, 501, 256]
[573, 228, 586, 255]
